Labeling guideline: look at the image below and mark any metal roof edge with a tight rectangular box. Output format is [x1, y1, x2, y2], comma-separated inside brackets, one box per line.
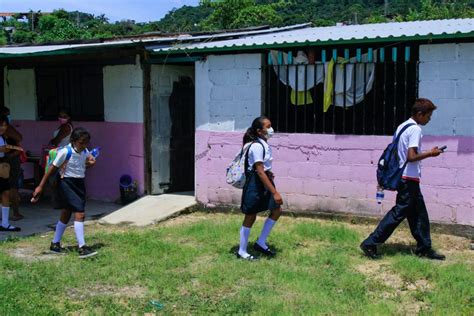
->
[150, 32, 474, 56]
[0, 42, 143, 59]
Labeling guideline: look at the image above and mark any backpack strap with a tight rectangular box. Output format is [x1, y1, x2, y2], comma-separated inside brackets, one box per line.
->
[244, 140, 266, 173]
[392, 123, 415, 143]
[59, 146, 73, 178]
[393, 123, 416, 172]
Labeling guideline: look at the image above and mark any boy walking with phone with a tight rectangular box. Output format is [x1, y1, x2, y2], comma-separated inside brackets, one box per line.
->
[360, 98, 446, 260]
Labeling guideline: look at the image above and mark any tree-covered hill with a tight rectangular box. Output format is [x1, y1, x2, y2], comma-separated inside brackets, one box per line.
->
[1, 0, 473, 45]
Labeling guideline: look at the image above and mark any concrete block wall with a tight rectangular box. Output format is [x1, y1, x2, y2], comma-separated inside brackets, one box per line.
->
[195, 54, 262, 132]
[194, 48, 474, 226]
[419, 43, 474, 136]
[196, 131, 473, 226]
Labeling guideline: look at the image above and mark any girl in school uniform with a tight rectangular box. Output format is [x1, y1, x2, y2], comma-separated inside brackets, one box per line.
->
[238, 116, 283, 260]
[32, 127, 97, 259]
[0, 114, 23, 232]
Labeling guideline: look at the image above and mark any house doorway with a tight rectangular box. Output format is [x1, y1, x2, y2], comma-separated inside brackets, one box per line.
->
[150, 65, 195, 194]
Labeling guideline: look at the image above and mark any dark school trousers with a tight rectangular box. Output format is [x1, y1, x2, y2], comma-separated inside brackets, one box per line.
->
[362, 179, 432, 252]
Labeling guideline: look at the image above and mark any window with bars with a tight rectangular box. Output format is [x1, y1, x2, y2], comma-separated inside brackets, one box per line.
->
[36, 65, 104, 121]
[263, 44, 419, 135]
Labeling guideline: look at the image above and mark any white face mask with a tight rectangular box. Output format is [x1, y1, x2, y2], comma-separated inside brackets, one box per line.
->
[264, 127, 274, 140]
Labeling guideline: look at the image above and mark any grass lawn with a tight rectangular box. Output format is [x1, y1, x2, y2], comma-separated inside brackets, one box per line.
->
[0, 211, 472, 315]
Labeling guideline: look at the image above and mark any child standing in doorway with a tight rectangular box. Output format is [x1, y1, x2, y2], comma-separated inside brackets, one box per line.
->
[238, 116, 283, 260]
[32, 127, 98, 258]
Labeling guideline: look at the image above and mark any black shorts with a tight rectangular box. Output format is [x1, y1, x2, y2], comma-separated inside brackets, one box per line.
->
[7, 156, 21, 189]
[0, 177, 10, 194]
[56, 176, 86, 212]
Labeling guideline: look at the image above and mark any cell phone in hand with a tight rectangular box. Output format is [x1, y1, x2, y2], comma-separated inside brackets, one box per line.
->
[439, 145, 447, 152]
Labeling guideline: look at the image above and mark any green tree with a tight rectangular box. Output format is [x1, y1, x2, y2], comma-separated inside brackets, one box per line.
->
[405, 0, 474, 21]
[37, 17, 91, 42]
[200, 0, 286, 30]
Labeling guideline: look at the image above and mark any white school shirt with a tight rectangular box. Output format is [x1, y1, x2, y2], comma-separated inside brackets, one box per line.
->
[396, 118, 422, 181]
[247, 138, 273, 172]
[52, 144, 89, 178]
[0, 136, 5, 158]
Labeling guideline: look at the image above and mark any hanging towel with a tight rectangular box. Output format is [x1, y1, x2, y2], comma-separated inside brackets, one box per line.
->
[323, 58, 335, 112]
[290, 90, 313, 106]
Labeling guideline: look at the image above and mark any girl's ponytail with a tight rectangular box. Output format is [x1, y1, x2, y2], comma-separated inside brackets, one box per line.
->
[242, 116, 269, 145]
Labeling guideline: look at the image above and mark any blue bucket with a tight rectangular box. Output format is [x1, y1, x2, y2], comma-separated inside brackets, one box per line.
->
[119, 174, 133, 189]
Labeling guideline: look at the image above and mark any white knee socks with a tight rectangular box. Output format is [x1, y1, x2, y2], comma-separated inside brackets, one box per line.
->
[74, 221, 86, 248]
[257, 218, 277, 249]
[52, 221, 67, 243]
[1, 206, 15, 229]
[238, 226, 251, 258]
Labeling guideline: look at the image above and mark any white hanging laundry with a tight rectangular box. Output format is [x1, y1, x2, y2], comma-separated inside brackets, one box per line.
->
[270, 50, 324, 91]
[333, 53, 376, 108]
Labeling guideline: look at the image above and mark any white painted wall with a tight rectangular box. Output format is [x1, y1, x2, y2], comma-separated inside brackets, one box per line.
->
[419, 43, 474, 136]
[195, 54, 263, 131]
[150, 64, 194, 194]
[4, 68, 37, 120]
[103, 59, 144, 123]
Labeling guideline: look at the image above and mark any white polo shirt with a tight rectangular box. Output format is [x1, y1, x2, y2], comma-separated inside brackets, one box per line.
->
[396, 118, 422, 181]
[247, 138, 273, 171]
[53, 145, 90, 178]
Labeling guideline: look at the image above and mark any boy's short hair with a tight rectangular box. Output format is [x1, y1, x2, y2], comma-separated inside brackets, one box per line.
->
[412, 98, 437, 115]
[70, 127, 91, 143]
[0, 114, 9, 125]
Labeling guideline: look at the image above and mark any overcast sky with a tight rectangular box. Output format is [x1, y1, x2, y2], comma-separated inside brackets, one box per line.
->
[0, 0, 200, 22]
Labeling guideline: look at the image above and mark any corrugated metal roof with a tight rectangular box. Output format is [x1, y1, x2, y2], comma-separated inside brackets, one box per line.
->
[151, 18, 474, 54]
[0, 23, 309, 57]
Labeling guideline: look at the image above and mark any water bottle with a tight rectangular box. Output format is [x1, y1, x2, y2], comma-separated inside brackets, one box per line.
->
[376, 186, 384, 204]
[90, 147, 101, 158]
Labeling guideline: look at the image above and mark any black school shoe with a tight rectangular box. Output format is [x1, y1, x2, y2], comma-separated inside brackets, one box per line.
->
[78, 245, 98, 259]
[50, 242, 67, 254]
[360, 243, 380, 259]
[0, 225, 21, 232]
[253, 243, 276, 258]
[415, 248, 446, 261]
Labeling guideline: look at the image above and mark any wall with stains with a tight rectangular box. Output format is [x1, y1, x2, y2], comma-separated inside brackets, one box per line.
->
[193, 48, 473, 226]
[196, 131, 473, 225]
[4, 61, 145, 202]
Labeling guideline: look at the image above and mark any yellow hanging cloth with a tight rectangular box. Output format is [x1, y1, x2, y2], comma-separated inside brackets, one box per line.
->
[290, 90, 313, 106]
[323, 58, 335, 112]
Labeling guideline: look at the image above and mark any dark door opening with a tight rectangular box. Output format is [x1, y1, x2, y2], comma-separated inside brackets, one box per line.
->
[167, 76, 195, 193]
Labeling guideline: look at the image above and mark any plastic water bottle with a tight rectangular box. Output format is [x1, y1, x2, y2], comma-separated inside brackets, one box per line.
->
[90, 147, 101, 158]
[376, 186, 384, 204]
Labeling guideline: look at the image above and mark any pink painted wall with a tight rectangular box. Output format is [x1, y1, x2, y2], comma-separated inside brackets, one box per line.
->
[196, 130, 473, 226]
[14, 120, 144, 201]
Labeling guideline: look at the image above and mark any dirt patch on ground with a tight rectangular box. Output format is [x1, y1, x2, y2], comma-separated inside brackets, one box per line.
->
[67, 284, 147, 300]
[158, 213, 209, 228]
[5, 246, 61, 262]
[356, 260, 432, 314]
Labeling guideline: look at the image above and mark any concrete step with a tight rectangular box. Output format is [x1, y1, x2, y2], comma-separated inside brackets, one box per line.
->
[99, 192, 196, 226]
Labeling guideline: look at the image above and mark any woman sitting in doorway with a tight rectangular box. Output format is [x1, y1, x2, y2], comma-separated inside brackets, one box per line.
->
[50, 109, 73, 147]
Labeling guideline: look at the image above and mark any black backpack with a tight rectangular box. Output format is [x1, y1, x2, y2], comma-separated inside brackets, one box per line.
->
[376, 123, 415, 190]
